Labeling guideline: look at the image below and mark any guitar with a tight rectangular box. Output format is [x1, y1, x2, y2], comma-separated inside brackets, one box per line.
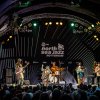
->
[16, 61, 29, 75]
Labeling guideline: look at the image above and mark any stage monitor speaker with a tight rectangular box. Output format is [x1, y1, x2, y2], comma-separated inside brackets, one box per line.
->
[6, 68, 13, 77]
[24, 80, 30, 85]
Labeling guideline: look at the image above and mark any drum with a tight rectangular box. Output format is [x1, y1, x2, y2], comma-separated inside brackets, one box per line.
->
[49, 74, 57, 83]
[55, 71, 60, 75]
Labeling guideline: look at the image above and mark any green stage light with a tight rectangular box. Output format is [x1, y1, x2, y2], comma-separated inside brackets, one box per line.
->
[71, 23, 75, 27]
[33, 23, 37, 27]
[91, 24, 94, 28]
[18, 1, 31, 8]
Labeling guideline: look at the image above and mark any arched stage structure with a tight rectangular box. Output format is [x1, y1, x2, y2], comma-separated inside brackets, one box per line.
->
[0, 0, 100, 85]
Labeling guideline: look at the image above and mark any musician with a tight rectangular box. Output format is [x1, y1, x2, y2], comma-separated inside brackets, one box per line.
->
[76, 63, 85, 84]
[15, 58, 25, 85]
[95, 62, 100, 86]
[41, 64, 51, 86]
[51, 62, 60, 83]
[92, 61, 97, 84]
[51, 62, 59, 74]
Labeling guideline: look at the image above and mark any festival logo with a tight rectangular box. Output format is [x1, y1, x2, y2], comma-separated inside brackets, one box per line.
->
[41, 42, 64, 57]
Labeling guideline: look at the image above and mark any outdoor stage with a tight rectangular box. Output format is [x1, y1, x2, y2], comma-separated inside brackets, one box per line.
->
[1, 70, 99, 90]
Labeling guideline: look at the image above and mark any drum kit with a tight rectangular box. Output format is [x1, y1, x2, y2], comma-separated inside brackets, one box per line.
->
[49, 66, 64, 84]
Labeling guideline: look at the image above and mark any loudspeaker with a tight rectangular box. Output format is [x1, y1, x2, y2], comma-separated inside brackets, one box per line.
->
[6, 69, 13, 76]
[3, 68, 14, 84]
[24, 80, 30, 85]
[6, 76, 13, 84]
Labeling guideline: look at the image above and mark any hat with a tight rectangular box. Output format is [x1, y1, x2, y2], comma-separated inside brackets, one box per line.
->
[18, 58, 22, 62]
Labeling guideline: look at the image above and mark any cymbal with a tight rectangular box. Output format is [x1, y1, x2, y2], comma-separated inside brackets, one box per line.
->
[51, 67, 64, 71]
[59, 67, 64, 71]
[51, 67, 57, 71]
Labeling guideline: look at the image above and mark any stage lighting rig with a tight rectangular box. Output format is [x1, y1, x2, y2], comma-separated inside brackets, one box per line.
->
[95, 21, 100, 33]
[18, 0, 31, 8]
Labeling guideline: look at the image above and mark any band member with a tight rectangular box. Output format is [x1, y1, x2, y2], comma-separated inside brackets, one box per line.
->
[41, 64, 51, 86]
[93, 61, 98, 77]
[15, 58, 29, 85]
[51, 62, 59, 74]
[95, 62, 100, 86]
[51, 62, 59, 83]
[76, 63, 85, 84]
[91, 61, 97, 84]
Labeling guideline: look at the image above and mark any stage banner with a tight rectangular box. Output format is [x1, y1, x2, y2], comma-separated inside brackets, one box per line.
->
[41, 42, 64, 58]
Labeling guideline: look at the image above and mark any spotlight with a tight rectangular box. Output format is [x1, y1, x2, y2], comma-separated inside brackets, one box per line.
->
[9, 36, 12, 39]
[7, 39, 10, 42]
[49, 22, 52, 25]
[88, 26, 92, 30]
[79, 26, 83, 30]
[60, 22, 63, 25]
[84, 28, 88, 32]
[71, 23, 75, 27]
[96, 38, 99, 41]
[45, 22, 48, 25]
[23, 26, 27, 30]
[94, 35, 97, 38]
[96, 21, 100, 25]
[56, 22, 59, 25]
[91, 24, 94, 28]
[20, 23, 22, 27]
[75, 23, 79, 27]
[96, 26, 100, 33]
[33, 23, 37, 27]
[28, 23, 32, 27]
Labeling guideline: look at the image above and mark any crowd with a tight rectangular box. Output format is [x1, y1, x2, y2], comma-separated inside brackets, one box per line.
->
[0, 83, 100, 100]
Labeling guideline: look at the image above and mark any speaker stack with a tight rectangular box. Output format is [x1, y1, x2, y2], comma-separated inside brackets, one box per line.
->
[3, 68, 13, 84]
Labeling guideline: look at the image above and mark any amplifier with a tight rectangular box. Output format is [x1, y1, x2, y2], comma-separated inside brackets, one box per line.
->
[24, 80, 30, 85]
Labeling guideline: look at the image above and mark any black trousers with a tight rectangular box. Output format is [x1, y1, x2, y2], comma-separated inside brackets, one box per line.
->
[97, 76, 100, 85]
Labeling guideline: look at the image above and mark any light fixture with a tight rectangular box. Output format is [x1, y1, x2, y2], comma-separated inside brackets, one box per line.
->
[28, 23, 32, 27]
[88, 26, 92, 30]
[49, 22, 52, 25]
[96, 21, 100, 25]
[33, 23, 37, 27]
[60, 22, 63, 25]
[45, 22, 48, 25]
[94, 35, 97, 38]
[7, 39, 10, 42]
[91, 24, 94, 28]
[96, 38, 99, 41]
[9, 36, 12, 38]
[71, 23, 75, 27]
[56, 22, 59, 25]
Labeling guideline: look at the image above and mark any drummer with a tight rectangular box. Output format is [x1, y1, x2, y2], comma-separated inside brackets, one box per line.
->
[51, 62, 59, 75]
